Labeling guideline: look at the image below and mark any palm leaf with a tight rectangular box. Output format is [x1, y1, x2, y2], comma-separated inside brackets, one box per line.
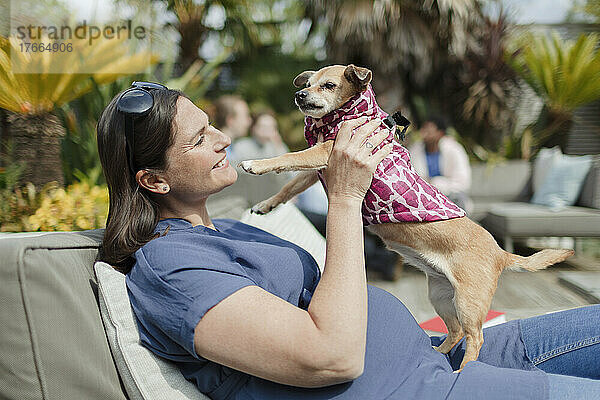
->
[0, 31, 158, 114]
[507, 31, 600, 112]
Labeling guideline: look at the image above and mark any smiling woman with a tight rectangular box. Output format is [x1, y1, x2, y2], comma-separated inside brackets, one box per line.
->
[96, 84, 183, 273]
[96, 82, 600, 400]
[97, 85, 238, 273]
[142, 97, 237, 225]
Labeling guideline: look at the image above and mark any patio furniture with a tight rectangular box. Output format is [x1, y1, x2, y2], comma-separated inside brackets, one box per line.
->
[0, 199, 324, 400]
[470, 157, 600, 253]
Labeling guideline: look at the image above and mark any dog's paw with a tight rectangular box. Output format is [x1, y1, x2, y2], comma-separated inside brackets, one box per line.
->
[251, 199, 280, 214]
[239, 160, 256, 174]
[433, 345, 452, 354]
[239, 160, 271, 175]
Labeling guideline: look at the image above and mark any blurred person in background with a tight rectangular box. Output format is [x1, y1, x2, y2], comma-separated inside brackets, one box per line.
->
[234, 110, 290, 161]
[409, 115, 473, 214]
[213, 95, 252, 162]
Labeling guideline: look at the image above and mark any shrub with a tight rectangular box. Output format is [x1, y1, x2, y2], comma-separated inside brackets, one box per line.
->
[27, 182, 108, 231]
[0, 182, 42, 232]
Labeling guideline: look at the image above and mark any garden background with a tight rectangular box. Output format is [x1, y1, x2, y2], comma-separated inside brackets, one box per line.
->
[0, 0, 599, 258]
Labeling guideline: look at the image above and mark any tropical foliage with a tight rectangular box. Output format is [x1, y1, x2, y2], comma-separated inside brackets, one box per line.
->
[303, 0, 520, 153]
[0, 34, 158, 187]
[0, 164, 108, 232]
[507, 32, 600, 153]
[0, 35, 156, 114]
[164, 0, 264, 74]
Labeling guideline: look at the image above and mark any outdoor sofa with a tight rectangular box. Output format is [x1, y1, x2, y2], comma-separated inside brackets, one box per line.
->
[0, 198, 325, 400]
[469, 156, 600, 253]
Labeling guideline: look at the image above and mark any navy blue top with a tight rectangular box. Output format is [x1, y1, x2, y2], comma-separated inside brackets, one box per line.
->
[127, 218, 549, 399]
[426, 151, 441, 177]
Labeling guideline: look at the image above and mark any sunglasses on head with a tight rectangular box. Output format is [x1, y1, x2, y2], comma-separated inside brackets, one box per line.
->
[116, 81, 168, 175]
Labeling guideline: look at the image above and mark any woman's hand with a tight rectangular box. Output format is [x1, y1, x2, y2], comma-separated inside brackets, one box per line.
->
[322, 117, 392, 204]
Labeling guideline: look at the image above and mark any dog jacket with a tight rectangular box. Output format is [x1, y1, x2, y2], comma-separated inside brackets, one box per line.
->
[304, 84, 466, 226]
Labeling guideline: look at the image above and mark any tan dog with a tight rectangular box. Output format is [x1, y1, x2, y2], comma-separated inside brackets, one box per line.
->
[239, 64, 573, 371]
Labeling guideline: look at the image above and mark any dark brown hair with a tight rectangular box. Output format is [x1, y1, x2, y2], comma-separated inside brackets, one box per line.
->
[96, 88, 184, 273]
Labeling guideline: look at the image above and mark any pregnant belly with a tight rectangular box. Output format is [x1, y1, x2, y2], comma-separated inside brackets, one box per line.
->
[237, 286, 447, 400]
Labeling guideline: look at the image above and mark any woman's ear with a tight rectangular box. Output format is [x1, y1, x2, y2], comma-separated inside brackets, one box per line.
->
[136, 170, 170, 195]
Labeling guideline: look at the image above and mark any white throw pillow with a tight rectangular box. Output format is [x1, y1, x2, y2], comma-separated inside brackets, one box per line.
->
[95, 261, 210, 400]
[531, 154, 593, 210]
[532, 146, 563, 193]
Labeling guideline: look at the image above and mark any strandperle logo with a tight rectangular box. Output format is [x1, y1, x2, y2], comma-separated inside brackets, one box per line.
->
[8, 14, 154, 74]
[15, 20, 147, 46]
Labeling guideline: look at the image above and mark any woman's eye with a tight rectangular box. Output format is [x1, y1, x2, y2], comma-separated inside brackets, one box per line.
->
[194, 135, 204, 146]
[323, 82, 336, 90]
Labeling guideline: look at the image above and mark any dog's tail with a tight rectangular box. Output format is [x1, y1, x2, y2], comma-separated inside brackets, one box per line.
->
[504, 249, 574, 272]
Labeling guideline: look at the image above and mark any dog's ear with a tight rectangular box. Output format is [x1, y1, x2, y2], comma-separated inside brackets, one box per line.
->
[293, 71, 315, 88]
[344, 65, 372, 90]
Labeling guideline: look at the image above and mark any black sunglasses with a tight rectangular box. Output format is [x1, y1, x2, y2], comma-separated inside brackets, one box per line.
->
[116, 81, 168, 175]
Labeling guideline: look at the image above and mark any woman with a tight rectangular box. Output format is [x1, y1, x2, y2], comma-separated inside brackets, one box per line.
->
[232, 110, 290, 161]
[97, 82, 600, 399]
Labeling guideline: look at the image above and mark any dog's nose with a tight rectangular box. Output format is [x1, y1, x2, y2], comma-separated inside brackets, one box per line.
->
[295, 90, 307, 100]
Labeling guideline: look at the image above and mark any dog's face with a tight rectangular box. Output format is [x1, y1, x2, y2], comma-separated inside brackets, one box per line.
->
[293, 64, 372, 118]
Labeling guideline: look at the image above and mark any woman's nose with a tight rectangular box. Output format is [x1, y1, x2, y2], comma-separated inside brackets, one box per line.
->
[214, 129, 231, 150]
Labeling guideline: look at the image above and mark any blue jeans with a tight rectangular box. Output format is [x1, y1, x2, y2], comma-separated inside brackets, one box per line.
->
[520, 305, 600, 399]
[434, 304, 600, 399]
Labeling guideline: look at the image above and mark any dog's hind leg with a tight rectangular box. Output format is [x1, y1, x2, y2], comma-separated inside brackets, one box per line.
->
[427, 274, 463, 354]
[453, 274, 498, 371]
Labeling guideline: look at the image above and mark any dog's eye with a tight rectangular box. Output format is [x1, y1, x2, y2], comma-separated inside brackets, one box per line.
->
[323, 82, 336, 90]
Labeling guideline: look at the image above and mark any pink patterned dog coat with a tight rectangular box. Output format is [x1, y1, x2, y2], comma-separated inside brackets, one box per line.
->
[304, 84, 466, 226]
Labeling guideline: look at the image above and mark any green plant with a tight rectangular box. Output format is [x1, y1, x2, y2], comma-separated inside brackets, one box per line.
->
[0, 182, 42, 232]
[0, 34, 157, 187]
[27, 181, 109, 231]
[507, 32, 600, 153]
[0, 163, 109, 232]
[164, 0, 264, 74]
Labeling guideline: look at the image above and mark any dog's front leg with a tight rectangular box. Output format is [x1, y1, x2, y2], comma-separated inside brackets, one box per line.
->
[239, 141, 333, 175]
[251, 170, 319, 214]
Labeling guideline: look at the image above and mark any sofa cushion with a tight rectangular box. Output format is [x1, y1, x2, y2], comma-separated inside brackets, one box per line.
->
[481, 202, 600, 238]
[95, 261, 209, 400]
[469, 160, 531, 203]
[531, 154, 593, 209]
[532, 146, 563, 194]
[578, 155, 600, 209]
[0, 230, 127, 400]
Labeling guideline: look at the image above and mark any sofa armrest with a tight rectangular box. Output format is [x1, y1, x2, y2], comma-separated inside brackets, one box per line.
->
[0, 230, 128, 400]
[577, 155, 600, 209]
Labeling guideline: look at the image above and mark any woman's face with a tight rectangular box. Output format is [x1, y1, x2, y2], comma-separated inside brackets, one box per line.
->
[162, 97, 237, 201]
[251, 114, 279, 143]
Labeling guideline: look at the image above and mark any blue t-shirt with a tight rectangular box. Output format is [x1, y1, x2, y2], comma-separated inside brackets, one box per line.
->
[426, 151, 441, 177]
[127, 218, 549, 399]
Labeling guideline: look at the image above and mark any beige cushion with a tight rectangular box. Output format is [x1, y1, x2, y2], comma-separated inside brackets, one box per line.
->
[95, 261, 210, 400]
[0, 230, 127, 400]
[482, 202, 600, 237]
